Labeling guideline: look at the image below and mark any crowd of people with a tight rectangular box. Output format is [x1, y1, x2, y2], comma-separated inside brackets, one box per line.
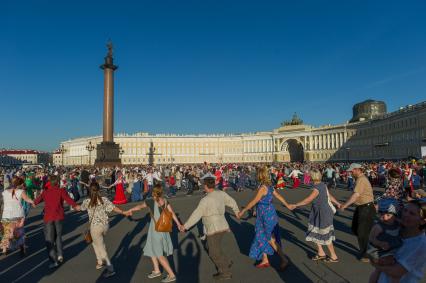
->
[1, 160, 426, 282]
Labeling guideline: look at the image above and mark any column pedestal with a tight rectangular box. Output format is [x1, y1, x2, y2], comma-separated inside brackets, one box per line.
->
[95, 142, 121, 167]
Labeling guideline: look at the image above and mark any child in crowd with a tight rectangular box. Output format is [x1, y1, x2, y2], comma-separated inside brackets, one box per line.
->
[411, 171, 421, 191]
[167, 174, 177, 198]
[347, 171, 354, 191]
[368, 199, 402, 283]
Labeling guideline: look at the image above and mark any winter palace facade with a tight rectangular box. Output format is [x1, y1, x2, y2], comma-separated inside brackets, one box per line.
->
[56, 100, 426, 166]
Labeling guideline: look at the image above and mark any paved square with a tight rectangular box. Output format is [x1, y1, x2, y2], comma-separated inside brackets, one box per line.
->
[0, 186, 379, 283]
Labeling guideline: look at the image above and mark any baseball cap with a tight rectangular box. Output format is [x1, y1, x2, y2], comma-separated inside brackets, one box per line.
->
[201, 172, 216, 181]
[378, 199, 399, 215]
[347, 163, 363, 172]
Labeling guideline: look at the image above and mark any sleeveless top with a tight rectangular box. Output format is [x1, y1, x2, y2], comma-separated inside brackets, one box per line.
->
[258, 186, 274, 205]
[2, 189, 25, 219]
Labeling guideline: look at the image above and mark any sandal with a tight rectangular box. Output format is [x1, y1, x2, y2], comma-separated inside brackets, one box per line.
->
[255, 262, 270, 268]
[311, 254, 327, 261]
[324, 256, 339, 263]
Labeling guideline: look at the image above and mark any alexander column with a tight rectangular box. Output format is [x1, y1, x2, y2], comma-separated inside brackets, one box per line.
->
[95, 41, 121, 166]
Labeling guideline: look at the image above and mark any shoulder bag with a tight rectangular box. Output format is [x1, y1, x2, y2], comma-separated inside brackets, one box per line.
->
[83, 204, 98, 244]
[326, 188, 336, 214]
[146, 199, 173, 233]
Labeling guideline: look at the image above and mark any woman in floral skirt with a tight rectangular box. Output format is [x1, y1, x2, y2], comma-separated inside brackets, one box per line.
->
[239, 166, 292, 270]
[1, 177, 35, 257]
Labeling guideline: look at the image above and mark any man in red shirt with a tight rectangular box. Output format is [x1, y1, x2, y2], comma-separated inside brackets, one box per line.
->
[34, 175, 80, 268]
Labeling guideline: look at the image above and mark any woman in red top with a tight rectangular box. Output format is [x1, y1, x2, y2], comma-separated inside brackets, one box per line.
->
[106, 171, 127, 205]
[275, 170, 286, 189]
[167, 174, 177, 197]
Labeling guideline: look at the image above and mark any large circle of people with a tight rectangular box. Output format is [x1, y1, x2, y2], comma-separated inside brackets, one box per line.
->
[1, 160, 425, 282]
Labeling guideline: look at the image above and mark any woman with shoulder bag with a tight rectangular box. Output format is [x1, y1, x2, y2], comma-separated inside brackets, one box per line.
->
[80, 183, 130, 278]
[126, 184, 183, 283]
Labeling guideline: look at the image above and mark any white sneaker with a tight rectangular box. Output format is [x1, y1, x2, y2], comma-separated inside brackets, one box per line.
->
[147, 271, 162, 279]
[161, 275, 176, 283]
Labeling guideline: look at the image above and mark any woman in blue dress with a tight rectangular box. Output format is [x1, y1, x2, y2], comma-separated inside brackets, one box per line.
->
[131, 174, 144, 202]
[239, 166, 292, 270]
[288, 169, 341, 263]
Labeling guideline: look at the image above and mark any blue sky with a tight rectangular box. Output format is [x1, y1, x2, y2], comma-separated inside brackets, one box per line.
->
[1, 0, 426, 151]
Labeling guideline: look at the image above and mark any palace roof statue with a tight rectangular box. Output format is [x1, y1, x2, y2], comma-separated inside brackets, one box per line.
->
[281, 113, 303, 126]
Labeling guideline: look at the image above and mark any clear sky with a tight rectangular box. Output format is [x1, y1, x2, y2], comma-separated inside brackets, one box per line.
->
[2, 0, 426, 151]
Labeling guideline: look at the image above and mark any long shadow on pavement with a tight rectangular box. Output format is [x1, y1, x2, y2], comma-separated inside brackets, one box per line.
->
[176, 232, 201, 283]
[227, 214, 313, 282]
[95, 214, 149, 282]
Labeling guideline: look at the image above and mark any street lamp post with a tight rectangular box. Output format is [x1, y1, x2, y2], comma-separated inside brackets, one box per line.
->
[86, 141, 95, 165]
[59, 144, 67, 166]
[345, 147, 350, 162]
[270, 135, 275, 164]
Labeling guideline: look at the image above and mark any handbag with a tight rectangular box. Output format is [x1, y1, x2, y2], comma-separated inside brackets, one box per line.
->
[155, 200, 173, 232]
[146, 199, 173, 233]
[326, 189, 337, 214]
[83, 205, 98, 244]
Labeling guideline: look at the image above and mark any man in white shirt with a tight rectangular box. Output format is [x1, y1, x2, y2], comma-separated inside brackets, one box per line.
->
[144, 170, 154, 199]
[325, 165, 336, 188]
[144, 169, 162, 199]
[181, 173, 240, 281]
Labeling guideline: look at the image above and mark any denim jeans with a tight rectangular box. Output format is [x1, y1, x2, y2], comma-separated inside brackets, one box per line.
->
[168, 186, 176, 196]
[44, 220, 63, 263]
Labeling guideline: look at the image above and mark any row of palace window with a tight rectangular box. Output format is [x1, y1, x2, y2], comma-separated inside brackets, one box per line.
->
[357, 117, 419, 137]
[119, 155, 274, 164]
[347, 129, 424, 146]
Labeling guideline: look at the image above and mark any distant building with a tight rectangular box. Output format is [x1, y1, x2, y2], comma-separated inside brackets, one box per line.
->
[52, 150, 62, 166]
[0, 150, 50, 165]
[58, 100, 426, 165]
[350, 99, 387, 123]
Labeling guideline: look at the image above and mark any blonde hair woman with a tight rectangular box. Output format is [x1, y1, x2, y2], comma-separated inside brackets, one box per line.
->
[288, 169, 341, 262]
[126, 184, 183, 282]
[238, 166, 291, 270]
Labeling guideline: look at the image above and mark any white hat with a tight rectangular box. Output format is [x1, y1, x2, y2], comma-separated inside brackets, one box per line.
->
[347, 163, 363, 171]
[201, 172, 216, 180]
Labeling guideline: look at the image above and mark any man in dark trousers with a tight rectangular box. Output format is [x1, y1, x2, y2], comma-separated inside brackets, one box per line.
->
[34, 175, 80, 268]
[79, 168, 90, 196]
[181, 173, 240, 280]
[340, 163, 375, 262]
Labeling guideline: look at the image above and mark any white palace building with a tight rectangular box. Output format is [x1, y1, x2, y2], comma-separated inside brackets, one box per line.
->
[56, 100, 426, 166]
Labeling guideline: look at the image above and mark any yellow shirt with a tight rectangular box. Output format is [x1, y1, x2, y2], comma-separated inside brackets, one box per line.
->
[354, 174, 374, 205]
